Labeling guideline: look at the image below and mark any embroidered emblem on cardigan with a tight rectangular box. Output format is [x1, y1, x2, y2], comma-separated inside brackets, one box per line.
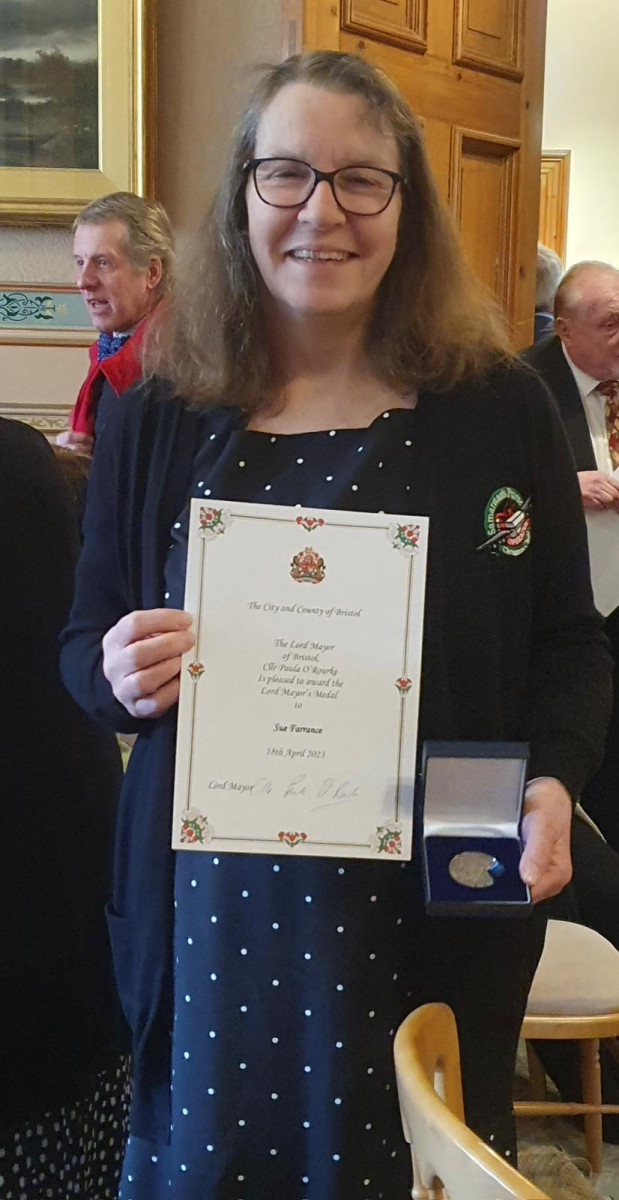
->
[477, 488, 531, 556]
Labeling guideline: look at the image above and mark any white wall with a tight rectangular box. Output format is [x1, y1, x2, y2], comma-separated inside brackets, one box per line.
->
[543, 0, 619, 268]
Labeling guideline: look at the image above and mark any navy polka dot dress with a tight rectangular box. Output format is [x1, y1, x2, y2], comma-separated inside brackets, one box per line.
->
[119, 408, 433, 1199]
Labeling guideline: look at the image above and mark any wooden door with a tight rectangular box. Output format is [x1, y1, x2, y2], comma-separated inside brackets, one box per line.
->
[303, 0, 547, 347]
[539, 150, 570, 262]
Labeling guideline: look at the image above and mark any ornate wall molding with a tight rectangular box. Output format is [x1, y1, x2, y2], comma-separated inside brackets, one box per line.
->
[0, 402, 71, 439]
[0, 283, 93, 346]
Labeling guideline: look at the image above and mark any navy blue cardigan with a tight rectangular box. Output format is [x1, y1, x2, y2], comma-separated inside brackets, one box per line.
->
[60, 368, 612, 1141]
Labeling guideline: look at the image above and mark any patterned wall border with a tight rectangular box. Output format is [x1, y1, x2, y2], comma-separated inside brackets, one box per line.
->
[0, 283, 95, 346]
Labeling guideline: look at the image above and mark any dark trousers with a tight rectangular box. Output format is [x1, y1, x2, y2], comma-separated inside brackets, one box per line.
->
[583, 606, 619, 851]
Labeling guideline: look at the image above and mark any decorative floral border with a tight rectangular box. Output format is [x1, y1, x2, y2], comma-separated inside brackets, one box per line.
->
[389, 522, 420, 555]
[179, 809, 212, 845]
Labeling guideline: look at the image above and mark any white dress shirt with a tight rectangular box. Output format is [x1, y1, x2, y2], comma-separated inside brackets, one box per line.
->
[562, 346, 619, 614]
[562, 344, 613, 474]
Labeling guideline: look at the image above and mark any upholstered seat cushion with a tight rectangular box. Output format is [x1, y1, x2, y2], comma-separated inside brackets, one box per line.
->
[527, 920, 619, 1016]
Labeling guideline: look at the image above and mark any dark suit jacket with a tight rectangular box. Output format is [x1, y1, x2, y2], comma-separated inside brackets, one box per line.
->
[522, 334, 596, 470]
[0, 418, 125, 1126]
[534, 311, 554, 342]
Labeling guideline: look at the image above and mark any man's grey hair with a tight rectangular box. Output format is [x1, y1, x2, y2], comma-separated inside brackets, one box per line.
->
[554, 260, 619, 319]
[73, 192, 174, 293]
[536, 243, 563, 312]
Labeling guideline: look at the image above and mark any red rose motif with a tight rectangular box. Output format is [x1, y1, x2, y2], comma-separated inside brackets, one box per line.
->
[278, 830, 307, 846]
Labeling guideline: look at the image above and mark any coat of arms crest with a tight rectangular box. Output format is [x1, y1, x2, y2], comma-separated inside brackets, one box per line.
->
[290, 546, 326, 584]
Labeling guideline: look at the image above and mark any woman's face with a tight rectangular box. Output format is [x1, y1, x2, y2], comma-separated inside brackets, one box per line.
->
[246, 83, 402, 326]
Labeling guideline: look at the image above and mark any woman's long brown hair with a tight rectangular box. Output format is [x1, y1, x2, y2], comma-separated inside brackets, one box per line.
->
[144, 51, 512, 410]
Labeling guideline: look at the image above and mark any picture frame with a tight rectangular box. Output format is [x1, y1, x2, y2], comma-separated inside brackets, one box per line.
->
[0, 0, 155, 225]
[0, 283, 95, 346]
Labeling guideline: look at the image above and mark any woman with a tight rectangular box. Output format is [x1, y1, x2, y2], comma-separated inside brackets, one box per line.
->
[0, 418, 128, 1198]
[60, 52, 611, 1199]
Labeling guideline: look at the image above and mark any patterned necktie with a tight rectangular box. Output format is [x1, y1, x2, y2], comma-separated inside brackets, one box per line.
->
[97, 331, 130, 362]
[599, 379, 619, 468]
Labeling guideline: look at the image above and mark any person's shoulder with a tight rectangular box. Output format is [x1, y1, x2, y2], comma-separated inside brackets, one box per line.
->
[97, 377, 238, 461]
[483, 356, 562, 416]
[521, 333, 560, 370]
[114, 374, 183, 421]
[0, 417, 59, 494]
[484, 355, 552, 394]
[441, 356, 553, 411]
[427, 357, 561, 444]
[0, 418, 74, 536]
[98, 376, 199, 443]
[0, 415, 51, 458]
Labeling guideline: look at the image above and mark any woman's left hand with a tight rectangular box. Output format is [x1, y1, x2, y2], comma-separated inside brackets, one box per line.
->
[519, 777, 573, 903]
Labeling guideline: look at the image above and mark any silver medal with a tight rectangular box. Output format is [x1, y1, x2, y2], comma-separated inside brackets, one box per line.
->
[448, 850, 499, 889]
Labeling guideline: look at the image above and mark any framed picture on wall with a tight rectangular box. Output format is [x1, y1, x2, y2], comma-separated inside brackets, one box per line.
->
[0, 0, 155, 225]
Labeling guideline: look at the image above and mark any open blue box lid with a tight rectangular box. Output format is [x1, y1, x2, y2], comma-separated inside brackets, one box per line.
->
[420, 741, 532, 917]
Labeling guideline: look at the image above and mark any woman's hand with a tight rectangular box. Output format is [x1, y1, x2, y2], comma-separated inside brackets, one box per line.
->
[519, 777, 573, 903]
[102, 608, 195, 718]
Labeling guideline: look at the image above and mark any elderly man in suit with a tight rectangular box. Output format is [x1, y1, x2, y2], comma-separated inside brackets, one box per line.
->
[523, 261, 619, 847]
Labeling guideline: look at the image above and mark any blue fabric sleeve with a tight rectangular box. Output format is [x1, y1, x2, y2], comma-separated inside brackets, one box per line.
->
[59, 397, 156, 734]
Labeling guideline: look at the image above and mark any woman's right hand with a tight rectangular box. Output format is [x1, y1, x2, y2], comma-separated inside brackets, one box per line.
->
[102, 608, 195, 718]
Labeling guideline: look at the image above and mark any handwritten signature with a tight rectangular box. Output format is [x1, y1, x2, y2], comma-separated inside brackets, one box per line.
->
[283, 773, 359, 810]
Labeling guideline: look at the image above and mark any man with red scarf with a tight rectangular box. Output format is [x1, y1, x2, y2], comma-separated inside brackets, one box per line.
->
[58, 192, 174, 456]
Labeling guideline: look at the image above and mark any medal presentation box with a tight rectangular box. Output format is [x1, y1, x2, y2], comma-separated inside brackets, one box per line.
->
[420, 742, 532, 917]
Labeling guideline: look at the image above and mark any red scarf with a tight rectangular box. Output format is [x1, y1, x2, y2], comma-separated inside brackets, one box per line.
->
[71, 317, 150, 435]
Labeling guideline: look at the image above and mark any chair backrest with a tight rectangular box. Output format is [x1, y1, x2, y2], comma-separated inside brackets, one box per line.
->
[394, 1003, 550, 1200]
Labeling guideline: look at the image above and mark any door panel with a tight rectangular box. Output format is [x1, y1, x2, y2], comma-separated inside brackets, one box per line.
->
[303, 0, 547, 347]
[450, 128, 519, 306]
[342, 0, 428, 51]
[454, 0, 524, 79]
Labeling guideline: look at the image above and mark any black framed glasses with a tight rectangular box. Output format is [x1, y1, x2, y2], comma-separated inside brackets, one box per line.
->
[244, 157, 404, 216]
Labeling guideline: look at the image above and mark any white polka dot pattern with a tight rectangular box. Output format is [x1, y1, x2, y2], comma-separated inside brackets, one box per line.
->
[1, 1058, 130, 1200]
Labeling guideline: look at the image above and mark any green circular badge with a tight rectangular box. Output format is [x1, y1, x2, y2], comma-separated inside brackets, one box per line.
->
[483, 487, 531, 557]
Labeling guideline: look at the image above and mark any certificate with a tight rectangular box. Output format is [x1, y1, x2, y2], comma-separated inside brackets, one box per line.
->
[172, 500, 428, 860]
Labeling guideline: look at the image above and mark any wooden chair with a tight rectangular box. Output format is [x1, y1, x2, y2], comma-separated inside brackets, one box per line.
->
[395, 1003, 550, 1199]
[515, 918, 619, 1174]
